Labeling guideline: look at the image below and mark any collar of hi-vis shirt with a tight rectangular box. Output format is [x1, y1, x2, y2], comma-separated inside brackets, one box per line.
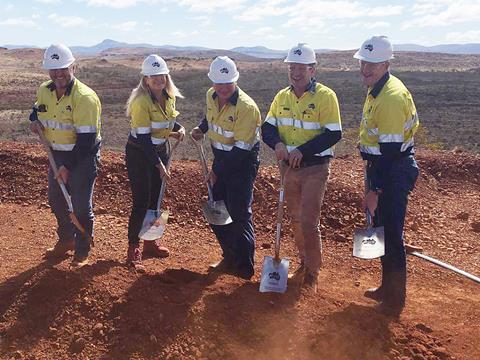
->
[212, 88, 239, 106]
[150, 88, 172, 102]
[368, 72, 390, 98]
[288, 78, 317, 95]
[46, 78, 75, 97]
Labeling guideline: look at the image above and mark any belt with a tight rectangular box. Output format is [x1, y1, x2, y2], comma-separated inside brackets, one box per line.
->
[299, 156, 331, 168]
[127, 139, 167, 153]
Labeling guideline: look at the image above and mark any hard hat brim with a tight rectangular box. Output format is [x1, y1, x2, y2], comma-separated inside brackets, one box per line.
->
[353, 51, 394, 63]
[208, 71, 239, 84]
[141, 69, 170, 76]
[283, 59, 317, 65]
[43, 58, 75, 70]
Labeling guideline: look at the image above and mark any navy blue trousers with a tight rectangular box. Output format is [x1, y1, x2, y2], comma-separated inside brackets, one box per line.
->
[48, 149, 99, 258]
[210, 159, 259, 276]
[371, 155, 419, 287]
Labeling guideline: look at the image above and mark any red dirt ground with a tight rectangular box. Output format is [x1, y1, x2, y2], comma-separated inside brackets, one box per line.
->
[0, 140, 479, 360]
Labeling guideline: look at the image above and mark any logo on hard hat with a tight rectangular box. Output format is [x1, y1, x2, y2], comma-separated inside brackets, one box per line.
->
[293, 49, 302, 55]
[364, 44, 374, 52]
[152, 62, 160, 67]
[51, 53, 60, 60]
[220, 67, 229, 74]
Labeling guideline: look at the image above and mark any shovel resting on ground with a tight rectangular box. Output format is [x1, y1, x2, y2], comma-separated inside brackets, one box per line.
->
[36, 124, 94, 246]
[260, 161, 289, 293]
[405, 244, 480, 284]
[139, 138, 180, 240]
[353, 164, 385, 259]
[191, 136, 232, 226]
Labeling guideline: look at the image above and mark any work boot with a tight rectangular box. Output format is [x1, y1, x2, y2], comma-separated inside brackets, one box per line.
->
[364, 286, 385, 302]
[45, 239, 75, 258]
[208, 258, 234, 273]
[232, 265, 254, 280]
[126, 244, 145, 272]
[302, 272, 318, 293]
[288, 262, 305, 282]
[71, 254, 89, 268]
[375, 271, 406, 317]
[142, 240, 170, 259]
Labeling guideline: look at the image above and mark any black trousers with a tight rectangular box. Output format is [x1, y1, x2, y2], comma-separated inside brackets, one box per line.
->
[125, 143, 168, 245]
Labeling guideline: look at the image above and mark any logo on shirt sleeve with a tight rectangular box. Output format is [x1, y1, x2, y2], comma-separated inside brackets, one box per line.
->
[65, 105, 72, 112]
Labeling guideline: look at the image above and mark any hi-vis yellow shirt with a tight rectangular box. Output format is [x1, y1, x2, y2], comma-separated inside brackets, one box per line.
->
[129, 92, 179, 145]
[35, 79, 101, 151]
[359, 74, 419, 155]
[265, 82, 341, 157]
[206, 87, 261, 151]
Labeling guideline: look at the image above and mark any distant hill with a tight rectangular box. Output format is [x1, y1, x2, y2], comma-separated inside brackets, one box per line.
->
[3, 39, 480, 57]
[395, 43, 480, 54]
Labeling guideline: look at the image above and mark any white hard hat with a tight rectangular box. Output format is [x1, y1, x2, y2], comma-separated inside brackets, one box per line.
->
[208, 56, 239, 83]
[43, 44, 75, 70]
[284, 43, 317, 64]
[141, 54, 169, 76]
[354, 35, 394, 63]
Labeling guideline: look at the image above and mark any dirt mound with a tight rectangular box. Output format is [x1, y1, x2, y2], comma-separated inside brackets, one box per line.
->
[0, 140, 479, 360]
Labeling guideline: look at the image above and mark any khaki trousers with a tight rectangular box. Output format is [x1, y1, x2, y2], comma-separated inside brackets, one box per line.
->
[285, 162, 330, 277]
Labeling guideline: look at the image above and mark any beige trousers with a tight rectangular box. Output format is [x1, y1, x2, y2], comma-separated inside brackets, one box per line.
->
[284, 162, 330, 277]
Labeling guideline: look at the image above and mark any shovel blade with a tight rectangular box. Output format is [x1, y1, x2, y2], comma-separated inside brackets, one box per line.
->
[201, 200, 232, 225]
[139, 210, 169, 240]
[259, 256, 290, 293]
[353, 226, 385, 259]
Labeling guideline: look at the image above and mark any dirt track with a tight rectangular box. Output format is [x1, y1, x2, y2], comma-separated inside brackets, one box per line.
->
[0, 141, 479, 360]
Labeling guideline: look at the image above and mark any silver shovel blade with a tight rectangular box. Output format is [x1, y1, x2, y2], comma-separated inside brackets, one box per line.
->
[259, 256, 290, 293]
[353, 226, 385, 259]
[139, 210, 169, 240]
[201, 200, 232, 225]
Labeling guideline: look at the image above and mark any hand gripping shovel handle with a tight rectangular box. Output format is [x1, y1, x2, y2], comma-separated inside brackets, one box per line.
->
[36, 124, 93, 246]
[192, 137, 214, 201]
[156, 138, 180, 211]
[275, 161, 288, 261]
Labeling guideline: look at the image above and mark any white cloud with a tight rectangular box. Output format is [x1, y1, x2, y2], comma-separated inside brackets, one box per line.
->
[235, 0, 291, 21]
[446, 30, 480, 43]
[351, 21, 390, 29]
[251, 26, 285, 40]
[0, 17, 39, 28]
[189, 15, 211, 27]
[47, 13, 90, 27]
[403, 1, 480, 29]
[35, 0, 62, 4]
[110, 21, 137, 31]
[4, 3, 14, 11]
[172, 30, 200, 38]
[177, 0, 247, 13]
[82, 0, 165, 8]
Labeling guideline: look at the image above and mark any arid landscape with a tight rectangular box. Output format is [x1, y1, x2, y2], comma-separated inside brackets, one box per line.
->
[0, 48, 479, 359]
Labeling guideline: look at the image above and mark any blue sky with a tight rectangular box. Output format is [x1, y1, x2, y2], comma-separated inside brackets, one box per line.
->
[1, 0, 480, 49]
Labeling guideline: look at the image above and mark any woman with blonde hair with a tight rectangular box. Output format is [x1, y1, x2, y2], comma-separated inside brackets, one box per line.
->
[125, 54, 185, 271]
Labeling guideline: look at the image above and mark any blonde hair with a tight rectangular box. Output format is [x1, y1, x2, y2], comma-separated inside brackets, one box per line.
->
[126, 73, 184, 116]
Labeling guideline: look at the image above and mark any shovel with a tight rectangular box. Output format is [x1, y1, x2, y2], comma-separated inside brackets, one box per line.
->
[405, 244, 480, 284]
[139, 139, 179, 240]
[353, 164, 385, 259]
[260, 162, 289, 293]
[36, 124, 94, 246]
[192, 136, 232, 226]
